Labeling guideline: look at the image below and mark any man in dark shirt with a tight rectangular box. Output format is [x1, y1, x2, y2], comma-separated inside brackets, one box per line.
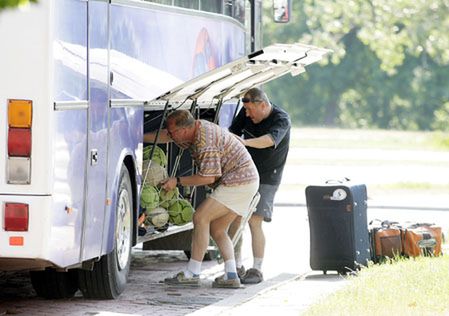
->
[229, 87, 291, 284]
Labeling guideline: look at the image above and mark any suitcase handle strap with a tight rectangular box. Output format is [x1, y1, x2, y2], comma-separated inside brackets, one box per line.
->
[325, 177, 350, 184]
[406, 222, 435, 229]
[369, 219, 401, 228]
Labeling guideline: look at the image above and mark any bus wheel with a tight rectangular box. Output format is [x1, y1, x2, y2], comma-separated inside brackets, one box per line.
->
[78, 165, 133, 299]
[30, 268, 78, 299]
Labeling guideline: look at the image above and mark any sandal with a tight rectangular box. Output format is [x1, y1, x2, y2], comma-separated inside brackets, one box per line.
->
[212, 275, 241, 289]
[241, 268, 263, 284]
[237, 265, 246, 279]
[164, 271, 200, 286]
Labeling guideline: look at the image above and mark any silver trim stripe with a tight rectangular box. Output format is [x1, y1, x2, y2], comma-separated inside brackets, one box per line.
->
[54, 101, 89, 111]
[110, 99, 146, 108]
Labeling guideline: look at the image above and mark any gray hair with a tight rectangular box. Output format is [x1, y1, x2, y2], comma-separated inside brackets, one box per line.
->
[244, 87, 270, 104]
[167, 109, 195, 128]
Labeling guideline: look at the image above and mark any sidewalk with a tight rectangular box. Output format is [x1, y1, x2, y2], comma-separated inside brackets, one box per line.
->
[189, 271, 349, 316]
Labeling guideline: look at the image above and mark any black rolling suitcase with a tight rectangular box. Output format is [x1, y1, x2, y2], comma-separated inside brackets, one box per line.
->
[306, 180, 371, 274]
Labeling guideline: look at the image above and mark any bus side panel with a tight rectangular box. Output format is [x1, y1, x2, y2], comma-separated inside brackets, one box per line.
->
[108, 4, 245, 101]
[50, 0, 89, 267]
[0, 0, 53, 195]
[81, 0, 110, 261]
[102, 107, 142, 254]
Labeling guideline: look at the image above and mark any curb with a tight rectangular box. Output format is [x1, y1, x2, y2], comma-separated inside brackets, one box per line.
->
[187, 272, 306, 315]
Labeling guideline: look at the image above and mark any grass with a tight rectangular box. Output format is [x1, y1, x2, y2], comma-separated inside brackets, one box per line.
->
[303, 255, 449, 316]
[290, 127, 449, 151]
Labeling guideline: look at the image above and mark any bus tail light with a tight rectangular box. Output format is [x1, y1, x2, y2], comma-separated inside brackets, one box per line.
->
[8, 128, 31, 156]
[7, 99, 32, 184]
[7, 157, 31, 184]
[4, 203, 29, 231]
[8, 100, 32, 128]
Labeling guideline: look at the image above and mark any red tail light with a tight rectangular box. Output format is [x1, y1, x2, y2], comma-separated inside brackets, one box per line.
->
[8, 128, 32, 157]
[4, 203, 29, 231]
[7, 99, 32, 184]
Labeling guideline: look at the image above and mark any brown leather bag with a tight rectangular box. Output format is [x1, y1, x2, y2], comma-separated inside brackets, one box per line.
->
[401, 223, 442, 257]
[370, 220, 402, 261]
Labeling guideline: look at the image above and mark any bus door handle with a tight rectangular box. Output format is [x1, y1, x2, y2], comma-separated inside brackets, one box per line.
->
[90, 149, 98, 166]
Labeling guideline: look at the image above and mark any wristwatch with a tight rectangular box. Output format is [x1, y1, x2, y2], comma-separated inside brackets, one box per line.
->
[176, 177, 181, 185]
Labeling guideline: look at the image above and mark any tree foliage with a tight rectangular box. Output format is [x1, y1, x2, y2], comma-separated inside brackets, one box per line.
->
[263, 0, 449, 131]
[0, 0, 37, 11]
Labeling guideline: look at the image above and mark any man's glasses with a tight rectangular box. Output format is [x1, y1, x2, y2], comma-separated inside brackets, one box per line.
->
[241, 97, 263, 103]
[167, 127, 182, 138]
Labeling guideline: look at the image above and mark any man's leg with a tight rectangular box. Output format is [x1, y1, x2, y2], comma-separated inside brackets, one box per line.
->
[228, 216, 243, 269]
[210, 208, 242, 288]
[191, 197, 233, 262]
[165, 197, 232, 284]
[248, 213, 265, 269]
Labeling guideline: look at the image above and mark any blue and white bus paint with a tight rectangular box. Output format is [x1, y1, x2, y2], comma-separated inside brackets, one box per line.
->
[0, 0, 248, 299]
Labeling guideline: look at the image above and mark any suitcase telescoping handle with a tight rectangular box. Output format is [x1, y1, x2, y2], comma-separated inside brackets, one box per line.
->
[325, 177, 350, 184]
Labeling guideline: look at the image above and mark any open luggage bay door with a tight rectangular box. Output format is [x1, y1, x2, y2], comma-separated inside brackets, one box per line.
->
[139, 43, 330, 246]
[145, 43, 331, 109]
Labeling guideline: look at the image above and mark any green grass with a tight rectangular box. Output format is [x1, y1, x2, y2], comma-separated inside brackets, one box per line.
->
[290, 127, 449, 151]
[304, 256, 449, 316]
[380, 182, 449, 190]
[432, 133, 449, 150]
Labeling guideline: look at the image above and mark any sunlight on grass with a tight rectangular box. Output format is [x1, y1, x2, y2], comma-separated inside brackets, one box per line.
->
[303, 256, 449, 316]
[432, 133, 449, 150]
[378, 182, 449, 190]
[291, 128, 449, 151]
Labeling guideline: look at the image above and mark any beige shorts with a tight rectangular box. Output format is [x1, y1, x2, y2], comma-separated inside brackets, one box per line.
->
[209, 181, 259, 217]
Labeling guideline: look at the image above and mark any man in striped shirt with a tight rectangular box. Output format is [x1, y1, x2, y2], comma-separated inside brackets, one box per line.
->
[157, 109, 259, 288]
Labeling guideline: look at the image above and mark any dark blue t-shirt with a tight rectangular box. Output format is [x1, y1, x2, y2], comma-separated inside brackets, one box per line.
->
[229, 104, 291, 185]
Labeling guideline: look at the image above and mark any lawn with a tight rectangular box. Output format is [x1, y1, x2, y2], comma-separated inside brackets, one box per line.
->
[303, 255, 449, 315]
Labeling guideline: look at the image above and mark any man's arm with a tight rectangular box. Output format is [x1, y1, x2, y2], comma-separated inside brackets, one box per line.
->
[241, 134, 275, 149]
[160, 174, 217, 191]
[144, 129, 171, 144]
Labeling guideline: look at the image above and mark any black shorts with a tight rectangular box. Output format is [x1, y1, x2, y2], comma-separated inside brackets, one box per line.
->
[254, 184, 279, 222]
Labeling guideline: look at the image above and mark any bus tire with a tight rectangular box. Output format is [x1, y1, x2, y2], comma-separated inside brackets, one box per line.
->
[78, 165, 133, 299]
[30, 268, 78, 299]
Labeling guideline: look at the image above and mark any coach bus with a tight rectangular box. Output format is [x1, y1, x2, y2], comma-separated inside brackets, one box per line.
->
[0, 0, 328, 299]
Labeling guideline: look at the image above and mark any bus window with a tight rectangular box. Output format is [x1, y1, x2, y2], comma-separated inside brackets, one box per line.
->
[174, 0, 199, 10]
[200, 0, 223, 13]
[273, 0, 291, 23]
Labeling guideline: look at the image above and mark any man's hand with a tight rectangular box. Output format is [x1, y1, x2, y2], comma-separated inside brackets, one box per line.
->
[160, 177, 177, 191]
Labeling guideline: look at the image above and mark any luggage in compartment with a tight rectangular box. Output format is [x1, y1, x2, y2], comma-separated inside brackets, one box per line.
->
[401, 223, 442, 257]
[369, 220, 402, 262]
[306, 180, 370, 274]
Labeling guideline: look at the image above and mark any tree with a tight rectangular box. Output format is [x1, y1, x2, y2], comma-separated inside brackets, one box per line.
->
[0, 0, 37, 11]
[262, 0, 449, 131]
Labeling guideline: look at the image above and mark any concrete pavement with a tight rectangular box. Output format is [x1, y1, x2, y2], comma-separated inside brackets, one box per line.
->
[189, 271, 349, 316]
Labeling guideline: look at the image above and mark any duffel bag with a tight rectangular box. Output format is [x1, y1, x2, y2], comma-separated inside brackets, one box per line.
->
[401, 223, 442, 257]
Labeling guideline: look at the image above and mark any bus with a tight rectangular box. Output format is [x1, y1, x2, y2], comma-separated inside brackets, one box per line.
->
[0, 0, 328, 300]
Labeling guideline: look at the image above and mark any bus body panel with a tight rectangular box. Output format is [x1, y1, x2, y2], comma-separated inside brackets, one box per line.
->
[109, 3, 245, 101]
[1, 0, 247, 271]
[82, 0, 110, 262]
[0, 0, 53, 195]
[0, 195, 81, 269]
[51, 0, 89, 264]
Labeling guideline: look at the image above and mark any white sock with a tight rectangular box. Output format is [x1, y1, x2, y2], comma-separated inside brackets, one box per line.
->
[253, 257, 263, 271]
[224, 259, 237, 280]
[186, 259, 202, 277]
[236, 257, 243, 269]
